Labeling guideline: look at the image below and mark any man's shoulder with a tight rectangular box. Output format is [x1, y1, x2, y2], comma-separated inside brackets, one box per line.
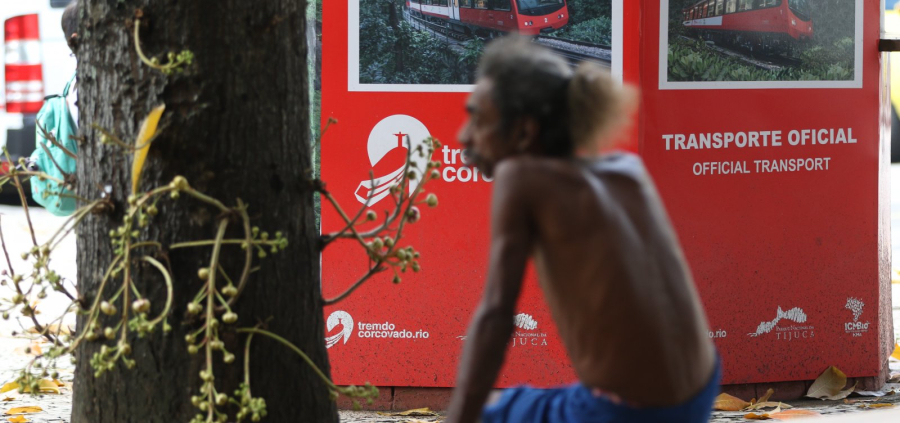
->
[496, 153, 647, 182]
[494, 157, 573, 191]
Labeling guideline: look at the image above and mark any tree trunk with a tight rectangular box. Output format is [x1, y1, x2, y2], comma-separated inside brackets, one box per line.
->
[73, 1, 336, 422]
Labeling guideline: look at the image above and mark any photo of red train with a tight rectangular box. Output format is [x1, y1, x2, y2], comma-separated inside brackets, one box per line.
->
[665, 0, 857, 84]
[356, 0, 612, 86]
[406, 0, 569, 37]
[681, 0, 812, 52]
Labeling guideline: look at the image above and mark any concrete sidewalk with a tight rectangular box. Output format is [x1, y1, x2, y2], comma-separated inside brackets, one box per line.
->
[334, 388, 900, 422]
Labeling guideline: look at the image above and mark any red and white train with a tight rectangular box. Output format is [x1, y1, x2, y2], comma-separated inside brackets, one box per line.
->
[406, 0, 569, 37]
[682, 0, 813, 51]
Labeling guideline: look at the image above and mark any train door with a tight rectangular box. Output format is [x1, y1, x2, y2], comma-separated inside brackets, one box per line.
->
[450, 0, 460, 21]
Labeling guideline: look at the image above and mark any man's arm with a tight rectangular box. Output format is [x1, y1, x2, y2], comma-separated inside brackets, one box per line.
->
[446, 162, 535, 423]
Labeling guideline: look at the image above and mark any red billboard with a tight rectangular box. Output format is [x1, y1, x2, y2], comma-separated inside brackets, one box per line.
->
[322, 0, 892, 389]
[641, 0, 893, 384]
[321, 0, 626, 387]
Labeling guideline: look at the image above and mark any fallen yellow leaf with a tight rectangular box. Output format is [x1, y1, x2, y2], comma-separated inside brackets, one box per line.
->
[713, 392, 751, 411]
[51, 380, 64, 388]
[7, 415, 29, 423]
[132, 104, 166, 195]
[1, 398, 12, 402]
[25, 324, 72, 336]
[770, 409, 821, 419]
[807, 366, 849, 399]
[745, 402, 792, 411]
[4, 406, 41, 415]
[375, 407, 439, 417]
[744, 412, 772, 420]
[11, 343, 41, 357]
[0, 380, 59, 395]
[858, 403, 895, 409]
[757, 388, 774, 404]
[892, 343, 900, 361]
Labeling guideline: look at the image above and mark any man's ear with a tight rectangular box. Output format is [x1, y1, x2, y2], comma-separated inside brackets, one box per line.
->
[514, 116, 539, 153]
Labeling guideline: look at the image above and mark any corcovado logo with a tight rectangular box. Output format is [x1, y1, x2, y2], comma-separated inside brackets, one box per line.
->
[354, 115, 432, 206]
[747, 306, 814, 341]
[324, 310, 430, 349]
[325, 310, 354, 349]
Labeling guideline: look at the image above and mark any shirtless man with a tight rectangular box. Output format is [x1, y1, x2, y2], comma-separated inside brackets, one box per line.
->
[445, 37, 719, 423]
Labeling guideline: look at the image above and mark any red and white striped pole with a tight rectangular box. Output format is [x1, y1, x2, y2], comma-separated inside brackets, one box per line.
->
[4, 14, 44, 114]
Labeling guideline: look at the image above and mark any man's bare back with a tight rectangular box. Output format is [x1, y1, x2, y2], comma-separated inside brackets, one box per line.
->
[516, 154, 715, 405]
[445, 36, 718, 423]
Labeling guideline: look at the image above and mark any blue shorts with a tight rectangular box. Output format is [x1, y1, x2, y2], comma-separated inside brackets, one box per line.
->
[482, 359, 721, 423]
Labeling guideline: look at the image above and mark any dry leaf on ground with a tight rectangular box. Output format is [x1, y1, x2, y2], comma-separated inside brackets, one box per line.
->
[807, 366, 853, 399]
[853, 390, 887, 397]
[11, 344, 40, 357]
[757, 389, 774, 404]
[888, 372, 900, 384]
[7, 415, 29, 423]
[0, 380, 60, 395]
[745, 402, 792, 411]
[744, 412, 772, 420]
[376, 408, 439, 417]
[713, 392, 751, 411]
[892, 343, 900, 361]
[0, 398, 12, 403]
[3, 406, 42, 415]
[858, 403, 895, 409]
[769, 409, 821, 419]
[25, 324, 72, 336]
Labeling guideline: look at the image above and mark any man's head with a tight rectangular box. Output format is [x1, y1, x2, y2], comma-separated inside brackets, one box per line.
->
[61, 1, 79, 54]
[458, 36, 635, 177]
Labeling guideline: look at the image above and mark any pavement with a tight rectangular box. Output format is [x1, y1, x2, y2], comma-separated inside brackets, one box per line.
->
[1, 162, 900, 422]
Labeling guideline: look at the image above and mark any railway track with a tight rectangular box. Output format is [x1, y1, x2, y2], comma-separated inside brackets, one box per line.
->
[679, 35, 801, 72]
[406, 13, 471, 43]
[535, 36, 612, 68]
[402, 12, 612, 68]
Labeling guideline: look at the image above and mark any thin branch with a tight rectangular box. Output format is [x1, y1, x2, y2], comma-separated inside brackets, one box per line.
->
[237, 327, 338, 391]
[322, 264, 387, 306]
[35, 121, 77, 159]
[141, 256, 173, 327]
[0, 217, 55, 343]
[216, 199, 252, 313]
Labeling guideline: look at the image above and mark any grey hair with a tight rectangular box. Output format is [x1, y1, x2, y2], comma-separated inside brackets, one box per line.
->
[476, 36, 635, 155]
[61, 1, 79, 53]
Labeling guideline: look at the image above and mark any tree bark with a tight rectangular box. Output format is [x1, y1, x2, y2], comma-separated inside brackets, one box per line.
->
[73, 1, 336, 422]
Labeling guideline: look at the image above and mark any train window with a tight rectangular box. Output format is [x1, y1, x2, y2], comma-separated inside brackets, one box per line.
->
[738, 0, 753, 11]
[492, 0, 511, 11]
[766, 0, 778, 6]
[715, 0, 724, 16]
[754, 0, 765, 8]
[788, 0, 810, 21]
[707, 0, 715, 16]
[460, 0, 472, 7]
[474, 0, 488, 9]
[726, 0, 737, 13]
